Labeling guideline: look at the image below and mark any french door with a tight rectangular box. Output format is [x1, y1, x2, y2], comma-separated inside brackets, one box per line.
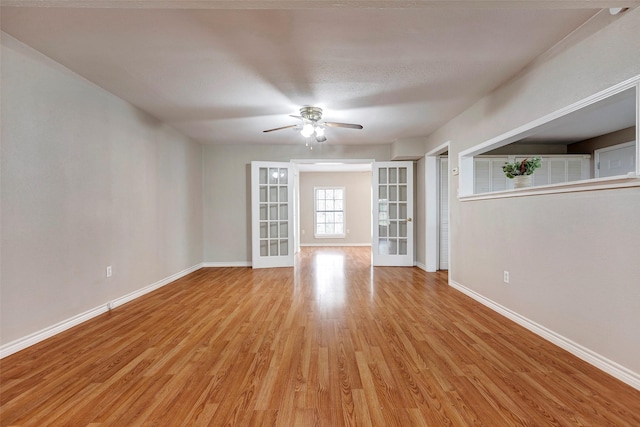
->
[251, 162, 294, 268]
[372, 162, 414, 266]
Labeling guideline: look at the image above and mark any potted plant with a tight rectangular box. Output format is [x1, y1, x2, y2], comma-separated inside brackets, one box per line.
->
[502, 157, 542, 188]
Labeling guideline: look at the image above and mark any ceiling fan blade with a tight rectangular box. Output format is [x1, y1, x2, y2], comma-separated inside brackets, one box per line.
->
[263, 124, 298, 133]
[289, 115, 303, 120]
[324, 122, 363, 130]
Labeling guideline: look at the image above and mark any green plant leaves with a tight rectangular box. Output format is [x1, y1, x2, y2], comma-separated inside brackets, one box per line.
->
[502, 156, 542, 178]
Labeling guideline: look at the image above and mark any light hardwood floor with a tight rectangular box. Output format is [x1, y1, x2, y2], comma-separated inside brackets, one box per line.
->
[2, 247, 639, 425]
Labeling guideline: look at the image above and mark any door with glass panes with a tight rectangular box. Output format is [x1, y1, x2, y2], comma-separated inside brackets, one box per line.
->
[251, 162, 294, 268]
[372, 162, 414, 266]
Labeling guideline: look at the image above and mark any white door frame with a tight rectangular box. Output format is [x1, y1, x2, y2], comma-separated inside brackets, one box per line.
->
[425, 141, 450, 272]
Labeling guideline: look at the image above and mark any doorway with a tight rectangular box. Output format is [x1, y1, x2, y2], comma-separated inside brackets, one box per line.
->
[425, 142, 450, 272]
[296, 162, 373, 250]
[251, 159, 416, 268]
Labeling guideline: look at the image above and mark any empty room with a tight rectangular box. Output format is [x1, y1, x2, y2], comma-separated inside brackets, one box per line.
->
[1, 1, 640, 425]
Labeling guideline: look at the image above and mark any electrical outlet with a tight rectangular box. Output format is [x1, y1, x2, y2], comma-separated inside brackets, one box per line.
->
[503, 271, 510, 283]
[106, 266, 112, 278]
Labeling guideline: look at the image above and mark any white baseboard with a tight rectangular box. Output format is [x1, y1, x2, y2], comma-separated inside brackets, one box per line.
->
[449, 280, 640, 391]
[0, 263, 204, 359]
[415, 262, 427, 271]
[300, 243, 371, 247]
[201, 261, 252, 267]
[0, 305, 110, 359]
[109, 263, 203, 309]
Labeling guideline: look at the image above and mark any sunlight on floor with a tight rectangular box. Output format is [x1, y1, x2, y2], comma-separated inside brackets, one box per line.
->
[313, 251, 346, 310]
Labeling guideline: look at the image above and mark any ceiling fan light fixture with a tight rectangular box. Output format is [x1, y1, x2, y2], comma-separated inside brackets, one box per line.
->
[263, 105, 362, 147]
[301, 123, 315, 137]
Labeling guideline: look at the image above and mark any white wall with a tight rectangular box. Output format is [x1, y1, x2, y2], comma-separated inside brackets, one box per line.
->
[1, 35, 204, 346]
[203, 144, 390, 263]
[299, 172, 371, 246]
[423, 9, 640, 381]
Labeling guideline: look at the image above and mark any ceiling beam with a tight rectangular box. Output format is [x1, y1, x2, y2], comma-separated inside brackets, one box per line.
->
[2, 0, 638, 9]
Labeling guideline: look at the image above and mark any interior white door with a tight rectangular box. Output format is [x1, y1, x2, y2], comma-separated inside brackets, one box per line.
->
[439, 157, 449, 270]
[595, 141, 636, 178]
[372, 161, 414, 266]
[251, 161, 294, 269]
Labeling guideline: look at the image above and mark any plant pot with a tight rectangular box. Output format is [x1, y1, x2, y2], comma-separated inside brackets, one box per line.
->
[513, 174, 532, 189]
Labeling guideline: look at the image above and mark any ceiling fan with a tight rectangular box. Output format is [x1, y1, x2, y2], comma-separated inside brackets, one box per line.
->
[263, 106, 363, 143]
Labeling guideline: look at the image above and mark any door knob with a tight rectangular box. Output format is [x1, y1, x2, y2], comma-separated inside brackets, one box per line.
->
[407, 218, 412, 222]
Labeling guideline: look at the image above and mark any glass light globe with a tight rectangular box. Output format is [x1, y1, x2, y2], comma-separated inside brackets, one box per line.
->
[301, 123, 314, 137]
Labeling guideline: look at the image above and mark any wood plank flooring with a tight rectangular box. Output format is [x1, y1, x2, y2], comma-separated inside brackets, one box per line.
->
[2, 247, 640, 425]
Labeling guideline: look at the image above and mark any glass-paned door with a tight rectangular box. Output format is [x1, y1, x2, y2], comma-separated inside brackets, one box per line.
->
[372, 161, 414, 266]
[251, 161, 294, 268]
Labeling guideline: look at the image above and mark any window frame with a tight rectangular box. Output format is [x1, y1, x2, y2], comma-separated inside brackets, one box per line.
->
[314, 186, 346, 239]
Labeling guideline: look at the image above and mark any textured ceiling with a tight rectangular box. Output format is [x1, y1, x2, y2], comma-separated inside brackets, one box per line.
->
[1, 3, 603, 145]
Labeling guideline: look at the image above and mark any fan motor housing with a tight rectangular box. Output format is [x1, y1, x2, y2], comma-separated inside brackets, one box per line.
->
[300, 106, 323, 122]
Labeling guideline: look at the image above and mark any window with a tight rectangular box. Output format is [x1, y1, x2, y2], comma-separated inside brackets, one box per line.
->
[315, 187, 345, 238]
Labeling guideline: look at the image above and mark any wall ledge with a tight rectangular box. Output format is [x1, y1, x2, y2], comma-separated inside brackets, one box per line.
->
[460, 175, 640, 201]
[449, 279, 640, 391]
